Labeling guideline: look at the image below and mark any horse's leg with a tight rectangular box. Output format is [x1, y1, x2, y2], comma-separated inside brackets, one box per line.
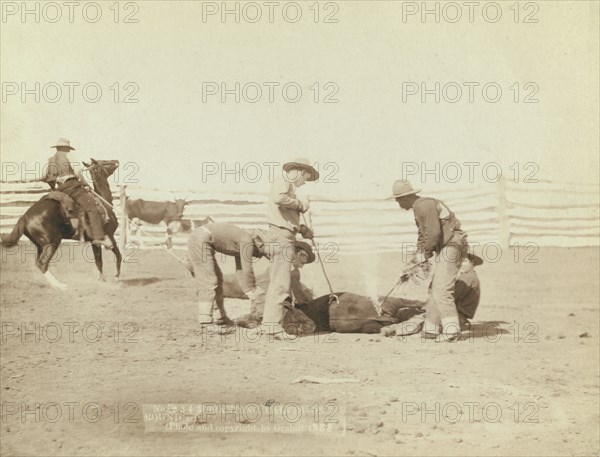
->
[91, 244, 105, 282]
[108, 234, 122, 279]
[37, 243, 67, 290]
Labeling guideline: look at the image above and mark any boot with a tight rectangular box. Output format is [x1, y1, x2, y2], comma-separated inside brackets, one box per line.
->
[215, 316, 234, 326]
[438, 317, 461, 342]
[458, 313, 471, 330]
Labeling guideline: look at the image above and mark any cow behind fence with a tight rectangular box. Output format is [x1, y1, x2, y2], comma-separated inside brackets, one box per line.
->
[125, 197, 187, 248]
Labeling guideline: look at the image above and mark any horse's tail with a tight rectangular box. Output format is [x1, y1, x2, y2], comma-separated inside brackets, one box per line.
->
[0, 216, 26, 246]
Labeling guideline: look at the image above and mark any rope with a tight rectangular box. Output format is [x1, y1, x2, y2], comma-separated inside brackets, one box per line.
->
[128, 217, 189, 266]
[89, 188, 114, 209]
[375, 263, 424, 316]
[301, 211, 339, 305]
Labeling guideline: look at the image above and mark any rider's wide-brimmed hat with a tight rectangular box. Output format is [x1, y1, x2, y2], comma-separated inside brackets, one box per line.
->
[283, 158, 319, 182]
[51, 138, 75, 150]
[294, 241, 316, 264]
[389, 179, 421, 199]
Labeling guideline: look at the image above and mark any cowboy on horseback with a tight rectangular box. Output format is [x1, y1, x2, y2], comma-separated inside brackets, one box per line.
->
[46, 138, 113, 249]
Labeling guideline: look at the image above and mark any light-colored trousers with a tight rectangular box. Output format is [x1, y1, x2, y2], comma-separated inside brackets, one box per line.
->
[423, 243, 463, 335]
[187, 228, 227, 321]
[262, 226, 296, 325]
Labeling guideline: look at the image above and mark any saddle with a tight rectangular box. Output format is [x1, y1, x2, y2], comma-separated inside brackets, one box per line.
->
[43, 191, 110, 240]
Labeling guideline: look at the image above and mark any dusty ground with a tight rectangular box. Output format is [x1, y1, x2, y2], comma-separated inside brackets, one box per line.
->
[0, 243, 598, 457]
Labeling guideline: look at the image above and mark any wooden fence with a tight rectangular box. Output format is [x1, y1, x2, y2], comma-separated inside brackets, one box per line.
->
[1, 178, 598, 254]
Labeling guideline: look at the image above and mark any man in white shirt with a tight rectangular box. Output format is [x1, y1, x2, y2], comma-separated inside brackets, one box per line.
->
[261, 158, 318, 337]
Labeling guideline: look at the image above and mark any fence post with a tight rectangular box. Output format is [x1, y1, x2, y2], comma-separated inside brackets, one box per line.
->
[119, 185, 128, 251]
[496, 177, 511, 249]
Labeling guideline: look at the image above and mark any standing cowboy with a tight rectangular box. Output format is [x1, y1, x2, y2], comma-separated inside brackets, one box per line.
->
[384, 252, 482, 337]
[391, 179, 467, 340]
[46, 138, 113, 249]
[187, 222, 273, 326]
[261, 158, 318, 338]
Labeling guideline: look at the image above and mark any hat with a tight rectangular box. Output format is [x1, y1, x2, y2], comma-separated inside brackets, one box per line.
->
[390, 179, 421, 199]
[465, 252, 484, 266]
[283, 158, 319, 182]
[51, 138, 75, 150]
[294, 241, 316, 264]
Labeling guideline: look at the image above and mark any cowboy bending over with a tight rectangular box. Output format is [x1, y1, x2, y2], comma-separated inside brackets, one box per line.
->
[187, 222, 273, 325]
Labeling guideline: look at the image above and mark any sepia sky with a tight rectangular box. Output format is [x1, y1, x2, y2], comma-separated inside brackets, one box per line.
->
[1, 1, 598, 197]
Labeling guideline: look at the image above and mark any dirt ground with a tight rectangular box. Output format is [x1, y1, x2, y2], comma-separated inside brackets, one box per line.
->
[1, 243, 598, 457]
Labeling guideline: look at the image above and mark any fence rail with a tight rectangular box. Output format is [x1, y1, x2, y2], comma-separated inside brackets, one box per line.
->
[1, 178, 598, 253]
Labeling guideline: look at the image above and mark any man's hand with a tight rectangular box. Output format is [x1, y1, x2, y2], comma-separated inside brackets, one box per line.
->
[410, 252, 430, 265]
[298, 197, 310, 213]
[246, 286, 265, 302]
[299, 224, 314, 240]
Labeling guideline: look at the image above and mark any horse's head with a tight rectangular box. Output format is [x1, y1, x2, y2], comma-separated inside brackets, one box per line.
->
[84, 158, 119, 179]
[83, 158, 119, 203]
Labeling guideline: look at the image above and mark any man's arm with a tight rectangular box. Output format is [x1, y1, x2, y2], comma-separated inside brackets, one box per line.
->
[271, 179, 306, 211]
[414, 199, 442, 258]
[454, 277, 469, 303]
[66, 152, 91, 187]
[235, 251, 257, 294]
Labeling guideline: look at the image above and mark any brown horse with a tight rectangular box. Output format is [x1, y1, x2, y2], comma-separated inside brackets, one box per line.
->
[0, 159, 121, 289]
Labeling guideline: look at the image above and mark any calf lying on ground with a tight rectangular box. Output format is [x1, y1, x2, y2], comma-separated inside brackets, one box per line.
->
[296, 293, 424, 334]
[221, 275, 423, 334]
